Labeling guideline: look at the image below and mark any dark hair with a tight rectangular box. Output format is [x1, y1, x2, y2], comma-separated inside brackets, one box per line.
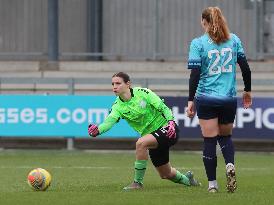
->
[202, 7, 230, 44]
[112, 72, 131, 83]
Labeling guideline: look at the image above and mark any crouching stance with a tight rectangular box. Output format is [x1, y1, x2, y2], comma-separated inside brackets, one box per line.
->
[88, 72, 201, 190]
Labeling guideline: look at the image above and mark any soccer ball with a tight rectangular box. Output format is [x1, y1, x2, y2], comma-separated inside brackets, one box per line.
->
[27, 168, 52, 191]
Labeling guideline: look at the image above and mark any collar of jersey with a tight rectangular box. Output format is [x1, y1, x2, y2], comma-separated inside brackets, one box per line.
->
[119, 88, 134, 102]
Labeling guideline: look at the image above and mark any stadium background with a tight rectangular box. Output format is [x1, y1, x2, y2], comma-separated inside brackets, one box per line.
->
[0, 0, 274, 151]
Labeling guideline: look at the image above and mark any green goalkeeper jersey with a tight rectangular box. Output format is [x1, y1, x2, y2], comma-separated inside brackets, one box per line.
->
[98, 87, 174, 136]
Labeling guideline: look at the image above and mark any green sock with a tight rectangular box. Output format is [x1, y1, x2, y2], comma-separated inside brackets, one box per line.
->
[134, 160, 147, 184]
[170, 170, 190, 186]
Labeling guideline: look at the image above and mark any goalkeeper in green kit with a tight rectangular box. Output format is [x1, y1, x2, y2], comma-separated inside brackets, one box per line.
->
[88, 72, 201, 190]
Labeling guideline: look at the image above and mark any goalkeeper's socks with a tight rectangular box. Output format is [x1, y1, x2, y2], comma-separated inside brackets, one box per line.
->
[217, 135, 235, 165]
[134, 160, 147, 184]
[203, 137, 217, 181]
[170, 170, 191, 186]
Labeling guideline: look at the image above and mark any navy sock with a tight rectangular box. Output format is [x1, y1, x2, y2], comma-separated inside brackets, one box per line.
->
[217, 135, 235, 165]
[203, 137, 217, 181]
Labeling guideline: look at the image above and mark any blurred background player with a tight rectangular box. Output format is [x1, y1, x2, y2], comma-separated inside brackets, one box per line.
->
[186, 7, 252, 193]
[88, 72, 201, 190]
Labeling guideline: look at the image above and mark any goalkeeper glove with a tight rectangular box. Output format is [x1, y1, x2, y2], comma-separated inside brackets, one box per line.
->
[88, 124, 99, 137]
[164, 121, 176, 139]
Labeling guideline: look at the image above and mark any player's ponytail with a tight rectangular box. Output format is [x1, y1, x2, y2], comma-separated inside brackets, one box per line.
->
[202, 7, 230, 44]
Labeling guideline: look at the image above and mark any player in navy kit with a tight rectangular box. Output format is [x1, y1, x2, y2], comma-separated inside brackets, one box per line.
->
[186, 7, 252, 193]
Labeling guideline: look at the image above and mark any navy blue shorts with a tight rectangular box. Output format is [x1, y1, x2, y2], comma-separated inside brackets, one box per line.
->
[195, 95, 237, 124]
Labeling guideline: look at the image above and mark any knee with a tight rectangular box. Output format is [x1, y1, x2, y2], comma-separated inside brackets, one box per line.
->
[136, 139, 146, 150]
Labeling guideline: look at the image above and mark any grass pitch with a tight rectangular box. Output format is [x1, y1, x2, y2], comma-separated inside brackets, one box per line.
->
[0, 149, 273, 205]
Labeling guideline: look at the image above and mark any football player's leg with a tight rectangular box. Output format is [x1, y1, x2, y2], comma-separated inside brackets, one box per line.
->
[152, 162, 201, 186]
[149, 147, 200, 186]
[218, 102, 237, 193]
[199, 118, 219, 191]
[155, 163, 191, 186]
[148, 129, 189, 185]
[124, 134, 158, 190]
[218, 124, 234, 165]
[218, 124, 237, 193]
[218, 101, 236, 166]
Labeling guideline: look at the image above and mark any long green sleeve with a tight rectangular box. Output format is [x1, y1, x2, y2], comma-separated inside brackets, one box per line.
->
[98, 105, 121, 135]
[97, 87, 175, 136]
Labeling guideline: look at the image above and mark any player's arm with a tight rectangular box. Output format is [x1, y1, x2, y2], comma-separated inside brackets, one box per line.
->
[237, 53, 251, 92]
[235, 34, 251, 93]
[188, 38, 201, 102]
[88, 105, 121, 137]
[187, 39, 201, 117]
[188, 69, 200, 101]
[186, 69, 200, 118]
[237, 52, 252, 109]
[235, 35, 252, 108]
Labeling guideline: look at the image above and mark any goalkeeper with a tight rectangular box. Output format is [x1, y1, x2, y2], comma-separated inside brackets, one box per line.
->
[88, 72, 200, 190]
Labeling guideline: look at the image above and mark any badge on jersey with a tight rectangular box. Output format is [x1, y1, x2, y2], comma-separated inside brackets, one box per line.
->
[139, 100, 147, 108]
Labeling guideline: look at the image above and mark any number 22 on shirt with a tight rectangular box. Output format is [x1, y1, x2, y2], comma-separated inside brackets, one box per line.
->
[208, 47, 233, 75]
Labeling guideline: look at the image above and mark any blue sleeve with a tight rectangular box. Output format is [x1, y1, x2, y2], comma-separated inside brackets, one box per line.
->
[187, 38, 201, 69]
[233, 34, 246, 59]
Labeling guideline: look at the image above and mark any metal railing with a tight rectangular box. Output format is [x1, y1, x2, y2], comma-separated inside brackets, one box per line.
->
[1, 76, 274, 96]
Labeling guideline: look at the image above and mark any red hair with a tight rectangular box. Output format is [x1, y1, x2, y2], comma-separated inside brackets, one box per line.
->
[202, 7, 230, 44]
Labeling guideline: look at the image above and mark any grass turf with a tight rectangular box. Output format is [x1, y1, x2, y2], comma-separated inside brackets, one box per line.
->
[0, 150, 273, 205]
